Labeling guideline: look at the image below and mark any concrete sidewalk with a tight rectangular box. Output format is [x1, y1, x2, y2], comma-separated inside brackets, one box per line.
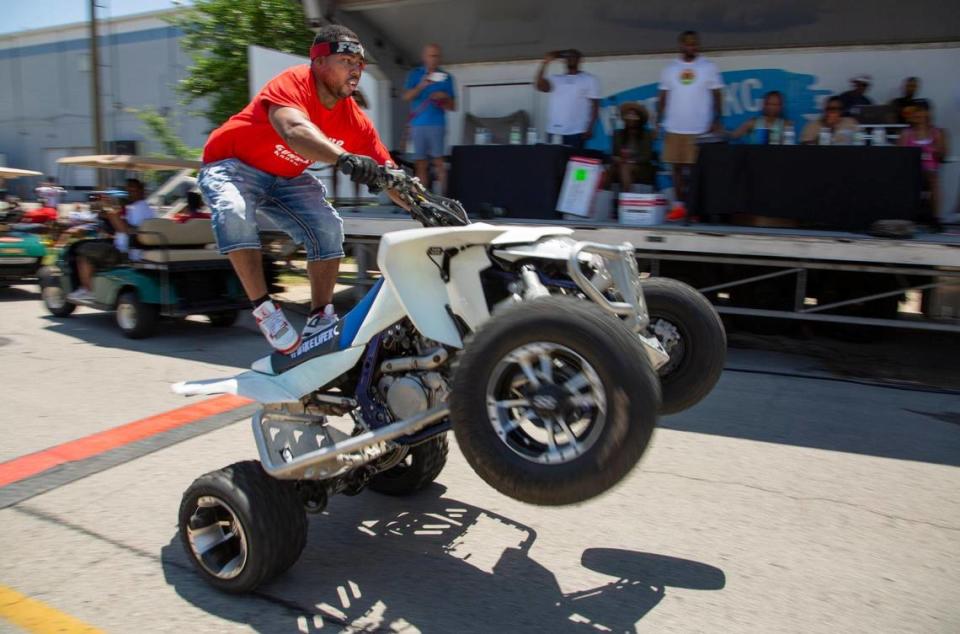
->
[1, 367, 958, 632]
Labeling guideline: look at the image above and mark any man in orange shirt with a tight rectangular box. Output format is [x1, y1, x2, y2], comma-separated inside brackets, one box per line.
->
[199, 25, 394, 355]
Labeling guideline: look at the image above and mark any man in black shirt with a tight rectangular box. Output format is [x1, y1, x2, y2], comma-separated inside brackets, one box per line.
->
[838, 75, 873, 117]
[890, 77, 921, 124]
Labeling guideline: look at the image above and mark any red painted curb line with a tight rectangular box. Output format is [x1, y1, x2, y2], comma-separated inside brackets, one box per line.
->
[0, 395, 252, 488]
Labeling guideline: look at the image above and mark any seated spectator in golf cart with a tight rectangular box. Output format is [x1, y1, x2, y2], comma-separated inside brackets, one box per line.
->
[68, 178, 156, 302]
[171, 191, 211, 223]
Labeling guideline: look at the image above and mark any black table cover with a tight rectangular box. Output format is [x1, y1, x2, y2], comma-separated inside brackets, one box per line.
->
[690, 145, 922, 230]
[449, 145, 603, 220]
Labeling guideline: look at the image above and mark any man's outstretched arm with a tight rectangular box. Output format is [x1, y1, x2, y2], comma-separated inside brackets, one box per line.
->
[269, 105, 346, 164]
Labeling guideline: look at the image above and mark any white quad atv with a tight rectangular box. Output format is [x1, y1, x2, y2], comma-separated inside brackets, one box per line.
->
[173, 165, 726, 593]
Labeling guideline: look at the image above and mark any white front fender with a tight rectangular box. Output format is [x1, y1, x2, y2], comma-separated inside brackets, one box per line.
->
[378, 225, 504, 347]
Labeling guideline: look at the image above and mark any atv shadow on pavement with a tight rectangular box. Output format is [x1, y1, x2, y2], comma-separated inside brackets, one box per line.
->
[161, 484, 725, 633]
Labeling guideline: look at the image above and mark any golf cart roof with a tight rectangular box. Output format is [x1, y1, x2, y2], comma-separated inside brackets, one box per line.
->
[0, 167, 44, 179]
[57, 155, 201, 171]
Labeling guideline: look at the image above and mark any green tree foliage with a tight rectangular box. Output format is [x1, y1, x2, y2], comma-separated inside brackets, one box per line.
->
[130, 108, 201, 190]
[170, 0, 315, 126]
[134, 108, 201, 159]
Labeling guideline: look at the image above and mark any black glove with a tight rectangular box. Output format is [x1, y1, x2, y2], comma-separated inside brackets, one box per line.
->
[336, 153, 381, 189]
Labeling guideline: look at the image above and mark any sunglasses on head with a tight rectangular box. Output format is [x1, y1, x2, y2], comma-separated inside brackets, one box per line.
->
[310, 40, 366, 62]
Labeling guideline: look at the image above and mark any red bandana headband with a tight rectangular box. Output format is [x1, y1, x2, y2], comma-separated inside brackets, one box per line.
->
[310, 40, 366, 61]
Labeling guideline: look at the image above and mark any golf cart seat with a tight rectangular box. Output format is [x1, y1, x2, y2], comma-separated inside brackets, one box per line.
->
[136, 218, 227, 264]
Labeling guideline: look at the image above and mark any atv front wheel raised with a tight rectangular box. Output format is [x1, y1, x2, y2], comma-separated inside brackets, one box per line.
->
[642, 278, 726, 415]
[451, 296, 660, 506]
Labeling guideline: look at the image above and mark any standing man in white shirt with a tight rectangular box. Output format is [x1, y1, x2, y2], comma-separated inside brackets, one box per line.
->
[536, 49, 600, 150]
[657, 31, 724, 213]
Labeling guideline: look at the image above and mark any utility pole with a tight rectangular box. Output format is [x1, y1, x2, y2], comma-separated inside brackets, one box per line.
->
[88, 0, 105, 187]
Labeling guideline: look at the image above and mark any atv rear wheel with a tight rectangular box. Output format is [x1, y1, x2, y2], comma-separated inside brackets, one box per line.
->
[368, 434, 449, 496]
[451, 296, 660, 506]
[179, 460, 307, 594]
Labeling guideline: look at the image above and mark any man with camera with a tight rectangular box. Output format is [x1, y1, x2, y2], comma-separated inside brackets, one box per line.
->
[536, 49, 600, 150]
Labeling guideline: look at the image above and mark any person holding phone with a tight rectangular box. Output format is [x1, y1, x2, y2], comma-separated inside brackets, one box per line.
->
[535, 48, 600, 150]
[402, 43, 456, 194]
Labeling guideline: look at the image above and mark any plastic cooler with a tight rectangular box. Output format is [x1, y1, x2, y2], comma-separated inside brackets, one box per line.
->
[618, 193, 667, 225]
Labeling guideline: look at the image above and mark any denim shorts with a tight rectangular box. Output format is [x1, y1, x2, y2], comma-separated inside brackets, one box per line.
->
[197, 158, 344, 261]
[411, 125, 446, 160]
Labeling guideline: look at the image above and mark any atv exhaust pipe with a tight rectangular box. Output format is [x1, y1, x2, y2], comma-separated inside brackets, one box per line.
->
[253, 405, 449, 480]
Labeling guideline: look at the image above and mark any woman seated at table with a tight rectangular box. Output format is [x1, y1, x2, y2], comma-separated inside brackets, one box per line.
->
[609, 102, 655, 190]
[729, 91, 794, 144]
[899, 99, 948, 222]
[801, 96, 858, 145]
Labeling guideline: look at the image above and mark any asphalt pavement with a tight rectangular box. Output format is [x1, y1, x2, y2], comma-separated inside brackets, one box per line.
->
[1, 282, 958, 633]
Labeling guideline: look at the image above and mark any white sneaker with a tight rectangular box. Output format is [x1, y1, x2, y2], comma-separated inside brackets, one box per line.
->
[301, 304, 339, 340]
[252, 300, 300, 354]
[67, 288, 94, 302]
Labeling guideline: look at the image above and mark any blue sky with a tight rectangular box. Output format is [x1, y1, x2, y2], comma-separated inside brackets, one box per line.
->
[0, 0, 191, 36]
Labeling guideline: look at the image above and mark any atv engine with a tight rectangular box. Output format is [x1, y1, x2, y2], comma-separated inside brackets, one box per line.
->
[376, 321, 451, 420]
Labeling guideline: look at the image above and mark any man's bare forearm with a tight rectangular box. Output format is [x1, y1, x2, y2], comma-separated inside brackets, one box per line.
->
[278, 120, 346, 164]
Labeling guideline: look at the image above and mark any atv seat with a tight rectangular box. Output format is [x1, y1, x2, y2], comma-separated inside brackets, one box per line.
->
[136, 218, 227, 264]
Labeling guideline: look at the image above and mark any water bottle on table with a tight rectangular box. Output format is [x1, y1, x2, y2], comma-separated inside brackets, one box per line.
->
[783, 125, 796, 146]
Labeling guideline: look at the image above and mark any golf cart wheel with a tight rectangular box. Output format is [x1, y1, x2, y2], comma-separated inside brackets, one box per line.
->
[207, 310, 239, 328]
[368, 434, 449, 496]
[450, 296, 660, 506]
[116, 290, 158, 339]
[642, 278, 727, 415]
[179, 460, 307, 594]
[41, 280, 75, 317]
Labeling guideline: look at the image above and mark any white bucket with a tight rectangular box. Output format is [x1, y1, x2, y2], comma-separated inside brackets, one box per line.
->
[619, 193, 667, 225]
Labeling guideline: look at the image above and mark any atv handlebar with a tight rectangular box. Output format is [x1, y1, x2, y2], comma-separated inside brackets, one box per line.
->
[337, 161, 470, 228]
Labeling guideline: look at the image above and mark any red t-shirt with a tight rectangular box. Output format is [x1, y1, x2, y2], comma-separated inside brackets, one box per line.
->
[203, 65, 391, 178]
[22, 206, 58, 223]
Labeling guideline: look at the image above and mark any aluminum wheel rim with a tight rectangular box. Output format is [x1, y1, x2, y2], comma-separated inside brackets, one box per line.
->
[42, 286, 66, 310]
[186, 495, 248, 580]
[486, 342, 607, 465]
[651, 318, 685, 376]
[117, 303, 137, 330]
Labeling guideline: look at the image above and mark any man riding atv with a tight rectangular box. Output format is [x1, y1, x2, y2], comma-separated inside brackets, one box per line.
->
[198, 24, 402, 355]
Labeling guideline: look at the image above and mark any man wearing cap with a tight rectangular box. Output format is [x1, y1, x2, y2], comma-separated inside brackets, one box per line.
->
[839, 75, 874, 117]
[199, 24, 395, 355]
